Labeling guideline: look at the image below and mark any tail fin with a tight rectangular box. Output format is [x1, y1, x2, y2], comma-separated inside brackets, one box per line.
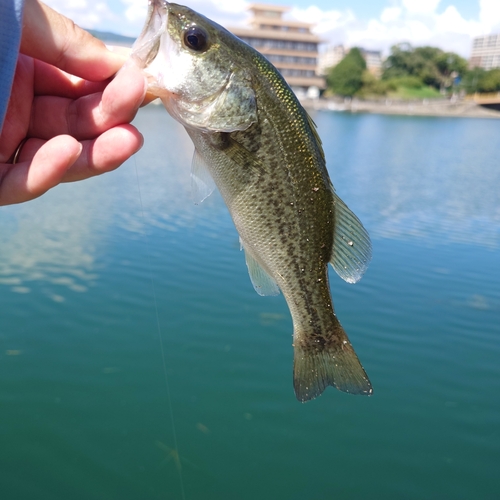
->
[293, 318, 372, 402]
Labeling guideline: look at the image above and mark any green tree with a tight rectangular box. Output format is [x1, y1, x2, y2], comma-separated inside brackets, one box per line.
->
[461, 67, 500, 93]
[477, 69, 500, 92]
[327, 48, 366, 96]
[460, 67, 485, 93]
[356, 70, 392, 97]
[435, 52, 468, 78]
[383, 44, 468, 90]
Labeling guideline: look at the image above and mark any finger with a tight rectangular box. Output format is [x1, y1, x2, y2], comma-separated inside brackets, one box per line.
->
[33, 59, 109, 98]
[16, 124, 144, 179]
[61, 125, 144, 183]
[32, 52, 155, 104]
[0, 135, 81, 206]
[20, 0, 124, 81]
[98, 65, 147, 130]
[28, 65, 146, 140]
[107, 45, 132, 59]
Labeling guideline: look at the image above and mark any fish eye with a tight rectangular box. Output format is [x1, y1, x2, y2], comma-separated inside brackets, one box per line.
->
[183, 26, 209, 52]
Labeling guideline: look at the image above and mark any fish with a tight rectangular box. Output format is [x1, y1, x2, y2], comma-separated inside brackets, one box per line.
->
[130, 0, 373, 402]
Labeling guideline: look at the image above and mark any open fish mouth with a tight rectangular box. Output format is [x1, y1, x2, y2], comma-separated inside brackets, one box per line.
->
[131, 0, 170, 70]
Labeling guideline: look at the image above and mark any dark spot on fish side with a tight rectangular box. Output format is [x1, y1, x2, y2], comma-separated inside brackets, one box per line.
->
[210, 132, 231, 150]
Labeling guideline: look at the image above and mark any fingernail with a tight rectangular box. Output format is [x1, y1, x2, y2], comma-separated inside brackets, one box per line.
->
[137, 133, 145, 151]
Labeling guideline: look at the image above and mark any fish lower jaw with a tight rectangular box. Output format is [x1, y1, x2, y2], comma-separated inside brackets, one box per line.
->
[145, 84, 175, 100]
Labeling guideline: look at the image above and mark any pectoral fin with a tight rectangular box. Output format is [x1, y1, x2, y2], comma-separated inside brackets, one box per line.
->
[240, 238, 280, 296]
[330, 192, 372, 283]
[191, 149, 216, 204]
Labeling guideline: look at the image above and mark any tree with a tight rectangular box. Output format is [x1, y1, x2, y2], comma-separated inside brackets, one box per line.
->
[382, 44, 468, 90]
[461, 67, 486, 93]
[477, 69, 500, 93]
[435, 52, 468, 78]
[327, 48, 366, 96]
[461, 67, 500, 93]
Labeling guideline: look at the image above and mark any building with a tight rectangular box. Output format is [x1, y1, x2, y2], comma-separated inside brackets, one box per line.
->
[318, 45, 383, 77]
[230, 4, 325, 96]
[318, 45, 346, 76]
[470, 34, 500, 70]
[361, 49, 383, 78]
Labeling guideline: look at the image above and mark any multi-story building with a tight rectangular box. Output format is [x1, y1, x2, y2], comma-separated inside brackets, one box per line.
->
[318, 45, 383, 77]
[318, 45, 346, 75]
[230, 4, 325, 96]
[361, 49, 383, 77]
[470, 34, 500, 70]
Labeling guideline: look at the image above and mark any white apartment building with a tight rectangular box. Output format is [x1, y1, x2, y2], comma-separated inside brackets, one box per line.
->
[318, 45, 346, 75]
[470, 34, 500, 70]
[318, 45, 383, 77]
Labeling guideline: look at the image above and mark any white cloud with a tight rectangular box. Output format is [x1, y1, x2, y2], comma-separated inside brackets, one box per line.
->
[44, 0, 127, 33]
[289, 5, 356, 37]
[42, 0, 251, 36]
[436, 6, 479, 36]
[381, 7, 402, 24]
[125, 0, 251, 31]
[402, 0, 441, 15]
[479, 0, 500, 31]
[120, 0, 148, 24]
[290, 1, 499, 58]
[42, 0, 500, 58]
[211, 0, 249, 15]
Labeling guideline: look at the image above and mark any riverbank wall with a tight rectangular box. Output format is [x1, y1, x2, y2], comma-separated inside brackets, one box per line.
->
[302, 97, 500, 119]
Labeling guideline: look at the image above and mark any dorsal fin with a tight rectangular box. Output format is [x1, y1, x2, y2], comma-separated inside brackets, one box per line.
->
[305, 111, 325, 163]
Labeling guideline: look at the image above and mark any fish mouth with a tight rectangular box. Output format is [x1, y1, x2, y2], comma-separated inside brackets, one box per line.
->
[131, 0, 170, 69]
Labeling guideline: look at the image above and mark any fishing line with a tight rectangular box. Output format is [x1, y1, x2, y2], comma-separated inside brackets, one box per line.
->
[133, 156, 186, 500]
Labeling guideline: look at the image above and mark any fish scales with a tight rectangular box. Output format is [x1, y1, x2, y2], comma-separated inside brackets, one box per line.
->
[130, 0, 373, 401]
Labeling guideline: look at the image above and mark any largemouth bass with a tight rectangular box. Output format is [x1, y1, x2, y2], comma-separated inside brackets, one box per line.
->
[131, 0, 373, 401]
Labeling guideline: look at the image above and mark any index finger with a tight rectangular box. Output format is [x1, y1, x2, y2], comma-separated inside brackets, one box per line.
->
[20, 0, 125, 81]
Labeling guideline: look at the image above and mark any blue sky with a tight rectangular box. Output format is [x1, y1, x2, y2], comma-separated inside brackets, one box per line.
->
[44, 0, 500, 57]
[292, 0, 480, 20]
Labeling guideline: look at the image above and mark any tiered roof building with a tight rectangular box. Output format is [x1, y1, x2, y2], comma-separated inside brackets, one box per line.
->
[230, 4, 325, 95]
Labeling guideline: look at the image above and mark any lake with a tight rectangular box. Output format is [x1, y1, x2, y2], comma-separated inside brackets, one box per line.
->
[1, 107, 499, 500]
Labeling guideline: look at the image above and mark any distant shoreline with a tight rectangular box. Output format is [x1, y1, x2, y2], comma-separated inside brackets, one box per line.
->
[302, 97, 500, 119]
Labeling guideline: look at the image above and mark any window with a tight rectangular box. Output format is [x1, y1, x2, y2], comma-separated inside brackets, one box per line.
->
[237, 37, 317, 53]
[280, 68, 316, 77]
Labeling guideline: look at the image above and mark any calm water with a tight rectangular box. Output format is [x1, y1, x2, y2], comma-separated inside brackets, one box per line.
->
[1, 108, 499, 500]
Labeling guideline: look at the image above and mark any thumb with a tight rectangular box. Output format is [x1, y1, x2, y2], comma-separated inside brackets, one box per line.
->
[20, 0, 124, 81]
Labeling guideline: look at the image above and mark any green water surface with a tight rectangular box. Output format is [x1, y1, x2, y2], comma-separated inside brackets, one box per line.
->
[1, 108, 499, 499]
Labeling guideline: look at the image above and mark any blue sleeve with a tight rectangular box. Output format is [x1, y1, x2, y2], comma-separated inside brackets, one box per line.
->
[0, 0, 24, 134]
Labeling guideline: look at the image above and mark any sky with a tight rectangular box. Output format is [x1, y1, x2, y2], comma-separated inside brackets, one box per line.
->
[43, 0, 500, 57]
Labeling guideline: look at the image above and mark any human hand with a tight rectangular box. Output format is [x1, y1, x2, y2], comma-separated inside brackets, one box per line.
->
[0, 0, 147, 206]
